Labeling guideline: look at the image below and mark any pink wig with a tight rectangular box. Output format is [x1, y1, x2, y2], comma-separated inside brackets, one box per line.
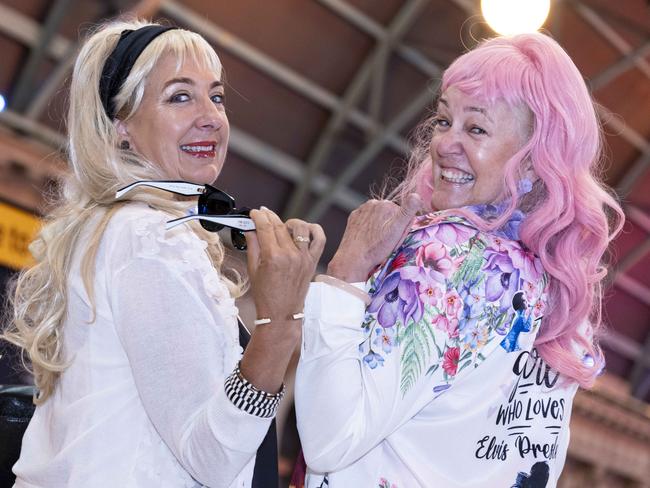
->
[395, 33, 624, 387]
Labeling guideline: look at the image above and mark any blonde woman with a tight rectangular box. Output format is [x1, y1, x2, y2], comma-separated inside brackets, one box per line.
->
[3, 20, 324, 488]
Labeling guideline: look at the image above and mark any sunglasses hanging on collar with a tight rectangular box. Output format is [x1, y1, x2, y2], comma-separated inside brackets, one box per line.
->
[115, 180, 254, 251]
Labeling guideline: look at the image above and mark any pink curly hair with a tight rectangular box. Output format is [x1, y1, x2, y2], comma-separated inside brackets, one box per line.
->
[394, 33, 624, 387]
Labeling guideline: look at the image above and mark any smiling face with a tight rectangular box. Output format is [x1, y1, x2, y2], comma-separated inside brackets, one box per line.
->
[117, 52, 229, 184]
[429, 86, 531, 211]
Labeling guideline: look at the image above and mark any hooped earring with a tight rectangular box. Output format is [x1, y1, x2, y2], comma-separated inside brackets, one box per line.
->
[120, 140, 130, 150]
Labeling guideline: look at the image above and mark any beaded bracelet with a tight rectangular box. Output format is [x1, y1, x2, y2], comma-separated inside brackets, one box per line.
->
[224, 363, 285, 418]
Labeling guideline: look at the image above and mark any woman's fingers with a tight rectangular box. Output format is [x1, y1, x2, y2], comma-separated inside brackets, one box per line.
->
[250, 207, 279, 250]
[262, 207, 295, 250]
[244, 230, 261, 276]
[286, 218, 312, 250]
[307, 223, 326, 262]
[392, 193, 424, 251]
[286, 219, 326, 263]
[327, 197, 423, 282]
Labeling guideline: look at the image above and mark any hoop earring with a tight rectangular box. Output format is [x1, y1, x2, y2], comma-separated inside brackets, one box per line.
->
[120, 140, 130, 150]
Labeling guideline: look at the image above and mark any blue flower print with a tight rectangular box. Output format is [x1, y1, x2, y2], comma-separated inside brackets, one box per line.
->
[363, 351, 385, 369]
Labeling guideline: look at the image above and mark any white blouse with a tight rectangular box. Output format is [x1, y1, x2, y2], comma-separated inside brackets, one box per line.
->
[295, 215, 578, 488]
[13, 203, 271, 488]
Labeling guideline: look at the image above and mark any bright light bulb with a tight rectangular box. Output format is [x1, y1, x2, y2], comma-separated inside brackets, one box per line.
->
[0, 95, 5, 112]
[481, 0, 551, 36]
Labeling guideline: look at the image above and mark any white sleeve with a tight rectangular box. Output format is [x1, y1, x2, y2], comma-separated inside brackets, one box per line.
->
[296, 281, 420, 473]
[108, 209, 271, 488]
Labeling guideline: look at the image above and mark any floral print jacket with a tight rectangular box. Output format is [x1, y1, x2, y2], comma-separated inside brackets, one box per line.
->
[296, 209, 577, 488]
[360, 211, 547, 396]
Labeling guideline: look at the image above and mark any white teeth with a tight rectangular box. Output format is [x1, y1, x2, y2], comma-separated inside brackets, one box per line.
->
[441, 169, 474, 184]
[181, 145, 215, 152]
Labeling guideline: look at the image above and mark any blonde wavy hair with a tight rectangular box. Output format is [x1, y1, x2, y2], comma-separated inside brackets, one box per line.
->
[2, 19, 243, 403]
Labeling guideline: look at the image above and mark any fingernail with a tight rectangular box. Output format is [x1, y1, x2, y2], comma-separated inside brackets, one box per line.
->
[260, 206, 269, 211]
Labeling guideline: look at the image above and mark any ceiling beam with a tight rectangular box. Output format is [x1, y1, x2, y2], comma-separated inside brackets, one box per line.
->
[617, 151, 650, 198]
[613, 206, 650, 399]
[229, 128, 364, 211]
[605, 206, 650, 288]
[283, 0, 436, 219]
[307, 85, 434, 221]
[597, 105, 650, 156]
[572, 1, 650, 81]
[25, 47, 78, 120]
[10, 0, 74, 112]
[600, 329, 649, 368]
[449, 0, 478, 17]
[317, 0, 444, 78]
[630, 333, 650, 399]
[590, 40, 650, 92]
[613, 273, 650, 307]
[0, 110, 66, 150]
[367, 44, 389, 139]
[0, 3, 71, 59]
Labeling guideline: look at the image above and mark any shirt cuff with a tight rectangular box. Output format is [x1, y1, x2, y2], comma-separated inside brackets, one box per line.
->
[206, 384, 274, 453]
[301, 281, 367, 360]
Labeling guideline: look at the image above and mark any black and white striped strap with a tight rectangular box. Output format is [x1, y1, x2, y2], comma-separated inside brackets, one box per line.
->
[224, 363, 285, 418]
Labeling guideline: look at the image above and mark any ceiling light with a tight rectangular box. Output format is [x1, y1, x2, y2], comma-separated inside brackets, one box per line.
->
[0, 95, 5, 112]
[481, 0, 551, 36]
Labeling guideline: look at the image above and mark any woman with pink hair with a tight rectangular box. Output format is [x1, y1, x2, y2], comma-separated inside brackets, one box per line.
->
[294, 32, 623, 487]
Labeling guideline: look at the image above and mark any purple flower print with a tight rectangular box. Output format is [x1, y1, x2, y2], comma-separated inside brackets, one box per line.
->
[484, 248, 520, 311]
[368, 273, 401, 328]
[484, 236, 544, 312]
[368, 270, 423, 329]
[397, 274, 424, 327]
[411, 221, 477, 248]
[506, 244, 543, 284]
[487, 238, 543, 284]
[469, 203, 526, 241]
[429, 222, 478, 247]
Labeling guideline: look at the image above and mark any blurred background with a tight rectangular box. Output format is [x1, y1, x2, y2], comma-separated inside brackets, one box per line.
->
[0, 0, 649, 486]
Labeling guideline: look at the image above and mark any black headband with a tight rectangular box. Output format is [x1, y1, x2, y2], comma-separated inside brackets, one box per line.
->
[99, 25, 177, 119]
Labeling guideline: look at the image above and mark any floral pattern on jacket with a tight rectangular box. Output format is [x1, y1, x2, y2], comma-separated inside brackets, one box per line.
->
[359, 212, 548, 396]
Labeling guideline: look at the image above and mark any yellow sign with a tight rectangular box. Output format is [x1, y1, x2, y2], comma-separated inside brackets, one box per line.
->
[0, 202, 41, 270]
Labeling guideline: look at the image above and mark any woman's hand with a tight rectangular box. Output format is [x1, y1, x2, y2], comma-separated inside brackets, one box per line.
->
[240, 208, 325, 393]
[245, 207, 325, 324]
[328, 193, 423, 283]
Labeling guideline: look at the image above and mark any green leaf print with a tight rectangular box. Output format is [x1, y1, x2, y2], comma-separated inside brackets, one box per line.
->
[398, 317, 438, 396]
[450, 237, 486, 289]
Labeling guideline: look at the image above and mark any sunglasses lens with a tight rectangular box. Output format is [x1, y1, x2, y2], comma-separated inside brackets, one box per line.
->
[198, 186, 235, 232]
[231, 207, 251, 251]
[231, 229, 247, 250]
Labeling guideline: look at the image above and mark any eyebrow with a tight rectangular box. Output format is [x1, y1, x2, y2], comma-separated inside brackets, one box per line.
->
[163, 77, 223, 89]
[438, 97, 493, 122]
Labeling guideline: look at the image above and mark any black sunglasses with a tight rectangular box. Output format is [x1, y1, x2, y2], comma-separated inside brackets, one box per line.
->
[115, 180, 254, 250]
